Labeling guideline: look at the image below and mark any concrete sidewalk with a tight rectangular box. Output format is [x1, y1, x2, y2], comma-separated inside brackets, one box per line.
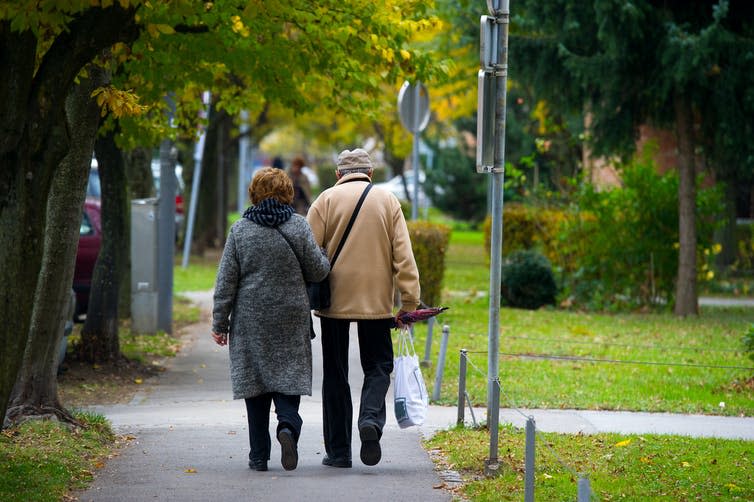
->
[78, 291, 753, 501]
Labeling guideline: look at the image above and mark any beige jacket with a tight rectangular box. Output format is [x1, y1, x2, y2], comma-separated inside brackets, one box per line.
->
[307, 173, 420, 319]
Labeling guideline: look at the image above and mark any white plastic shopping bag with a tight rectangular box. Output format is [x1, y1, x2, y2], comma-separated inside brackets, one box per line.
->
[393, 327, 428, 428]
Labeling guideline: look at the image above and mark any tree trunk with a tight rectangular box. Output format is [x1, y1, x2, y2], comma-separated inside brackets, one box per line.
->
[0, 3, 138, 426]
[120, 147, 154, 319]
[6, 70, 104, 425]
[673, 93, 699, 316]
[194, 106, 230, 252]
[124, 147, 154, 198]
[79, 129, 129, 363]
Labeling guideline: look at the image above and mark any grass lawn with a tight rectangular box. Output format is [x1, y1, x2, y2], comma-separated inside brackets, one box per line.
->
[0, 413, 115, 502]
[411, 230, 754, 416]
[426, 425, 753, 501]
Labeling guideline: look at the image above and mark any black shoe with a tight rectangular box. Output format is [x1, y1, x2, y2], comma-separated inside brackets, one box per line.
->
[322, 455, 352, 468]
[359, 425, 381, 466]
[249, 460, 268, 471]
[277, 428, 298, 471]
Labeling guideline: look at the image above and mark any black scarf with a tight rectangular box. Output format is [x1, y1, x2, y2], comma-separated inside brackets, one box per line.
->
[243, 198, 294, 227]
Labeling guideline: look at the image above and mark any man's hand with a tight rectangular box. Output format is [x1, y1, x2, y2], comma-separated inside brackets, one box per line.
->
[211, 331, 228, 346]
[394, 310, 409, 329]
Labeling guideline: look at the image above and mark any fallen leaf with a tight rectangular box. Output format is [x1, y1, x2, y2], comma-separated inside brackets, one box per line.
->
[184, 468, 197, 474]
[134, 378, 143, 384]
[681, 461, 690, 467]
[639, 457, 652, 464]
[543, 473, 553, 479]
[614, 439, 632, 447]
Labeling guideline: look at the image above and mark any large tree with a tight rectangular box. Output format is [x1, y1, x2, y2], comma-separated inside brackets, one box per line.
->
[509, 0, 754, 315]
[1, 0, 443, 424]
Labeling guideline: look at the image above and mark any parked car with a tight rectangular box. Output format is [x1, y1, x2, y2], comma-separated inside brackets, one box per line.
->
[374, 170, 431, 207]
[72, 198, 102, 321]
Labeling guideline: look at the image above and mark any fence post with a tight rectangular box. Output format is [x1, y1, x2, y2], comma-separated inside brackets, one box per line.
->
[524, 417, 535, 502]
[484, 377, 501, 476]
[578, 476, 591, 502]
[422, 317, 435, 367]
[432, 324, 450, 401]
[457, 349, 467, 426]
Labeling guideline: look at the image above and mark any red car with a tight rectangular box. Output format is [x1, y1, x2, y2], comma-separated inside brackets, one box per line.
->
[72, 198, 102, 320]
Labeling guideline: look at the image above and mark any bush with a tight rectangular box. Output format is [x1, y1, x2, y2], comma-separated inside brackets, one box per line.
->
[743, 324, 754, 363]
[407, 221, 451, 307]
[500, 250, 557, 309]
[423, 145, 488, 223]
[558, 151, 722, 309]
[483, 203, 569, 267]
[316, 164, 338, 191]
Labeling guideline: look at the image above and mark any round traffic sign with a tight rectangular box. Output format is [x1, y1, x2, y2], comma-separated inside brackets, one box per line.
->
[397, 81, 430, 134]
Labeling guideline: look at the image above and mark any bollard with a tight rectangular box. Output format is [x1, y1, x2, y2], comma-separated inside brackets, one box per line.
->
[485, 378, 500, 472]
[524, 417, 535, 502]
[577, 476, 591, 502]
[457, 349, 468, 426]
[422, 317, 435, 368]
[432, 324, 450, 401]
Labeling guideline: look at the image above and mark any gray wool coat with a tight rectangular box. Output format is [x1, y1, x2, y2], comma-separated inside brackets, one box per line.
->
[212, 214, 330, 400]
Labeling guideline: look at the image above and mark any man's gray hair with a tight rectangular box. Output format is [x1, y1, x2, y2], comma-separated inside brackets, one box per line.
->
[337, 167, 372, 176]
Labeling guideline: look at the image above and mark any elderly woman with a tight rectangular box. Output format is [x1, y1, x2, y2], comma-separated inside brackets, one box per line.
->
[211, 167, 330, 472]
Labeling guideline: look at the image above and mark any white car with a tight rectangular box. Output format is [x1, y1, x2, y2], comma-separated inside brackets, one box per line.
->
[374, 170, 430, 207]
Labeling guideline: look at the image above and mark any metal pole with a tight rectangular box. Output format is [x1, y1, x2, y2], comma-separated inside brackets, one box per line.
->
[486, 0, 509, 416]
[457, 349, 468, 426]
[181, 92, 211, 269]
[411, 82, 421, 221]
[238, 110, 249, 215]
[524, 417, 536, 502]
[432, 324, 450, 401]
[577, 477, 591, 502]
[485, 377, 501, 475]
[422, 316, 435, 366]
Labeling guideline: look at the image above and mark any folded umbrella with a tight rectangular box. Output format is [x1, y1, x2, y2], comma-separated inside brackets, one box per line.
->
[392, 307, 449, 327]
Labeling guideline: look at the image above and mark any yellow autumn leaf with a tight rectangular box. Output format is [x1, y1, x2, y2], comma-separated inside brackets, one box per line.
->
[614, 439, 632, 447]
[184, 468, 197, 474]
[639, 457, 652, 464]
[134, 378, 143, 384]
[399, 49, 411, 61]
[681, 461, 691, 467]
[155, 24, 174, 35]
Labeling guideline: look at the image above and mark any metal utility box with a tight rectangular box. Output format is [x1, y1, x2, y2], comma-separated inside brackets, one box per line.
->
[131, 198, 159, 333]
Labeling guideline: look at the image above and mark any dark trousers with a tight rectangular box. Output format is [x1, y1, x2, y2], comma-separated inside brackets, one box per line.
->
[320, 317, 394, 460]
[244, 393, 302, 463]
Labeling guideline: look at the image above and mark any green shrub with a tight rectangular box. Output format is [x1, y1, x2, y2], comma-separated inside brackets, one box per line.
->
[316, 164, 338, 191]
[743, 324, 754, 363]
[734, 221, 754, 272]
[407, 221, 451, 307]
[423, 145, 488, 223]
[500, 250, 557, 309]
[483, 203, 569, 268]
[558, 152, 722, 309]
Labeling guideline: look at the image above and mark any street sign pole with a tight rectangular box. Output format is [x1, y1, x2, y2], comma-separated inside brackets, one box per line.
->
[397, 81, 430, 220]
[477, 0, 510, 472]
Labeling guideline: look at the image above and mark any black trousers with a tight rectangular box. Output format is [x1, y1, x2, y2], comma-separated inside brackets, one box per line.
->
[244, 393, 302, 463]
[320, 317, 394, 460]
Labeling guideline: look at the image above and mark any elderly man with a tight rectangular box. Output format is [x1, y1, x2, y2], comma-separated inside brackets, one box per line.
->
[306, 148, 420, 468]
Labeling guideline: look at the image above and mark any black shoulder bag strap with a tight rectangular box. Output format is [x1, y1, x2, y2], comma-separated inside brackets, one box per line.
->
[274, 182, 372, 273]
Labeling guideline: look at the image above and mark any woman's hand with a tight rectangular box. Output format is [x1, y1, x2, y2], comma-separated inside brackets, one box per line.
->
[211, 331, 228, 346]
